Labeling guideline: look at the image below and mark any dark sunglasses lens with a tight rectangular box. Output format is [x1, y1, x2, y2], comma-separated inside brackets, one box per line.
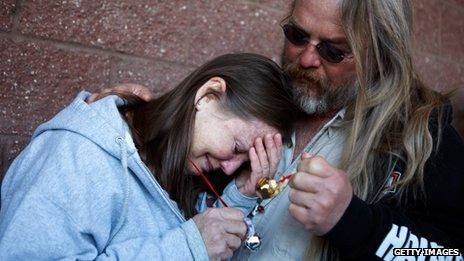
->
[282, 24, 308, 46]
[317, 42, 344, 63]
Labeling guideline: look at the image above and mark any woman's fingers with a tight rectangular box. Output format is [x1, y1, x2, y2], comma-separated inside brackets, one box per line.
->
[223, 220, 248, 239]
[265, 133, 282, 174]
[274, 133, 283, 157]
[193, 208, 246, 260]
[225, 234, 242, 250]
[243, 133, 283, 196]
[251, 133, 283, 178]
[263, 134, 275, 174]
[249, 147, 261, 175]
[254, 137, 270, 175]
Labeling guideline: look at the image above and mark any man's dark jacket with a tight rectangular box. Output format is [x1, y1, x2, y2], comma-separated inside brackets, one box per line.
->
[326, 105, 464, 260]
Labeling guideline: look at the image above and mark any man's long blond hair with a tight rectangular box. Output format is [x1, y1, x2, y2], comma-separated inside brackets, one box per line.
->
[300, 0, 447, 259]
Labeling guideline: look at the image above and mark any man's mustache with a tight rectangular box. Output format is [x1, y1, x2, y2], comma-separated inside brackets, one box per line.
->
[283, 63, 324, 86]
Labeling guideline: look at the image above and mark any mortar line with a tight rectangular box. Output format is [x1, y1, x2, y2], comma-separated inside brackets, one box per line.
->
[0, 31, 196, 69]
[11, 0, 24, 33]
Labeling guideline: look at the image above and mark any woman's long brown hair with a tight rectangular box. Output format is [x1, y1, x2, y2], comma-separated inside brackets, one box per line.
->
[119, 53, 302, 218]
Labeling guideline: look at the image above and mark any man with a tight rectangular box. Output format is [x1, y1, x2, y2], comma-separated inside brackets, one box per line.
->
[91, 0, 464, 259]
[229, 0, 463, 260]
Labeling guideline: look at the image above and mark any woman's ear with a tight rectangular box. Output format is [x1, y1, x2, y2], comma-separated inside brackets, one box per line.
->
[194, 77, 227, 110]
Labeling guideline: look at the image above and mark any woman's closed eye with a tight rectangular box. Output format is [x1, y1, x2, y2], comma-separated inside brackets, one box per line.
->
[234, 141, 239, 154]
[234, 139, 247, 154]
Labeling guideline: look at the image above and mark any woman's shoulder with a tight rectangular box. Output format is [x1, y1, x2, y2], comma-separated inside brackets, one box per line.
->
[8, 90, 136, 187]
[3, 129, 128, 208]
[0, 129, 133, 250]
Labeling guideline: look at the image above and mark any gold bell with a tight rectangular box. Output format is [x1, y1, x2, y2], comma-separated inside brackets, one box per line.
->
[256, 177, 281, 199]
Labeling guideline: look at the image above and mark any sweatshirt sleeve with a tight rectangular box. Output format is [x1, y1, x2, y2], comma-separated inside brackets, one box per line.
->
[0, 130, 208, 261]
[195, 180, 257, 216]
[0, 191, 207, 260]
[325, 121, 464, 260]
[97, 219, 208, 260]
[217, 180, 258, 215]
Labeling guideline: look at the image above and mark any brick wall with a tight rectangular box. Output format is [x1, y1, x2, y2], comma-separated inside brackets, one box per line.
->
[1, 0, 463, 176]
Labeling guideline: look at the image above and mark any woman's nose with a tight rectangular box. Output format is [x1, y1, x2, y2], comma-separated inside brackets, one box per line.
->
[220, 158, 245, 175]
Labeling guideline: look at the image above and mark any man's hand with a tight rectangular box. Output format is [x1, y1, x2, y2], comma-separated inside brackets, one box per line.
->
[235, 133, 283, 197]
[86, 83, 154, 103]
[288, 153, 353, 235]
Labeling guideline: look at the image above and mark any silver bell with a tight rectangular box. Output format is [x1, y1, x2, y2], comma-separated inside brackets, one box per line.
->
[244, 234, 262, 251]
[243, 217, 262, 251]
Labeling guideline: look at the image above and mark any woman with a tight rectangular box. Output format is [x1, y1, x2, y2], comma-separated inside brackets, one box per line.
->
[0, 53, 301, 260]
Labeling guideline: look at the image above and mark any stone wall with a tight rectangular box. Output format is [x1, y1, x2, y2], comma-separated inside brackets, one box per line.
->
[1, 0, 463, 176]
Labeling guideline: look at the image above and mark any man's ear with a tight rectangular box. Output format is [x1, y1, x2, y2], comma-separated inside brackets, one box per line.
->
[194, 77, 227, 110]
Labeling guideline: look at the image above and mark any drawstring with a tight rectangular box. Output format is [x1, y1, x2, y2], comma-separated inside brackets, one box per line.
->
[116, 136, 129, 177]
[107, 136, 131, 244]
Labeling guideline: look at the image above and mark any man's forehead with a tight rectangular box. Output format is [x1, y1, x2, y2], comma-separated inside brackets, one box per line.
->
[292, 0, 345, 38]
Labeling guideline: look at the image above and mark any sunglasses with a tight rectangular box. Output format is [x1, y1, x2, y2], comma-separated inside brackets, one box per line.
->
[282, 23, 350, 64]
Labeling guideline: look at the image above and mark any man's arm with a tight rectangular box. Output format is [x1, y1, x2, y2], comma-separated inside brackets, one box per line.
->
[325, 120, 464, 259]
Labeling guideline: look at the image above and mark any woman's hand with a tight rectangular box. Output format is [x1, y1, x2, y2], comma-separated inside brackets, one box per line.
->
[193, 208, 247, 261]
[236, 133, 283, 197]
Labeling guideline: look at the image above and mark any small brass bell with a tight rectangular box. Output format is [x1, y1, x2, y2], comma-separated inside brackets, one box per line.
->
[256, 178, 281, 199]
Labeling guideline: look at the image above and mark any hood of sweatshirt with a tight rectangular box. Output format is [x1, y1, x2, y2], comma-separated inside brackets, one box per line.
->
[33, 91, 137, 161]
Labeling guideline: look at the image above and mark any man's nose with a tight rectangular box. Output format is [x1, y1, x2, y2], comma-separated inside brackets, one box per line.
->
[298, 43, 322, 69]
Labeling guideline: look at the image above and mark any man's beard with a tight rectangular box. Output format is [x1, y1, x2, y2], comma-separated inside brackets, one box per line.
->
[283, 62, 357, 115]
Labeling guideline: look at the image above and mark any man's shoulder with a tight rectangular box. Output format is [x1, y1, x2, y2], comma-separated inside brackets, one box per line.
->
[427, 102, 457, 142]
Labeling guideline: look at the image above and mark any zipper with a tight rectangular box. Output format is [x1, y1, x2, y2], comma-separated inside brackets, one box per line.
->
[135, 157, 187, 222]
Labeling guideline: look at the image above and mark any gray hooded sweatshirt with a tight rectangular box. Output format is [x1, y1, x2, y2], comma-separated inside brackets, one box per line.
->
[0, 91, 209, 260]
